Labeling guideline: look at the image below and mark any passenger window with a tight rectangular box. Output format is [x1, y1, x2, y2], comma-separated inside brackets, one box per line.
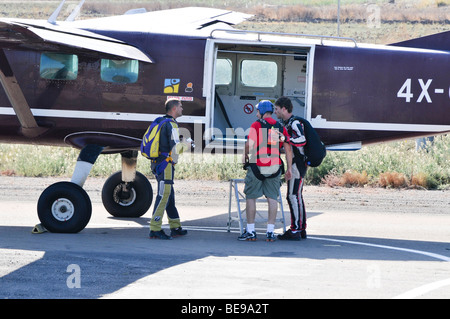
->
[40, 53, 78, 80]
[101, 59, 139, 83]
[241, 60, 277, 87]
[215, 58, 233, 85]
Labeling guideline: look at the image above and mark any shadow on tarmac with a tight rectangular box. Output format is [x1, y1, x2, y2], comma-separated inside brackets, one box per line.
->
[1, 210, 449, 298]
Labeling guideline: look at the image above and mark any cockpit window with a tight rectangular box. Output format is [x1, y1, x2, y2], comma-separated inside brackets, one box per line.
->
[100, 59, 139, 83]
[40, 53, 78, 80]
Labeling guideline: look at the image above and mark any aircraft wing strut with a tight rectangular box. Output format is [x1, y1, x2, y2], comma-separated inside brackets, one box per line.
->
[0, 49, 48, 138]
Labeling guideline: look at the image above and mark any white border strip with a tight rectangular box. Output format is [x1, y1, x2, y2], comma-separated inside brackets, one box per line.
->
[0, 107, 206, 124]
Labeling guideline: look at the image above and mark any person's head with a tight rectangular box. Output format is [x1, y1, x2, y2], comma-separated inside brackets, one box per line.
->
[274, 96, 293, 120]
[256, 100, 273, 119]
[165, 98, 183, 118]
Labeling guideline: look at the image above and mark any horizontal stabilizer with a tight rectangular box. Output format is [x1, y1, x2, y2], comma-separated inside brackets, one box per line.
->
[390, 31, 450, 52]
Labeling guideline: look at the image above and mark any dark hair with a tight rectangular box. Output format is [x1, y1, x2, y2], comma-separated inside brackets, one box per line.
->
[275, 96, 293, 113]
[165, 98, 180, 113]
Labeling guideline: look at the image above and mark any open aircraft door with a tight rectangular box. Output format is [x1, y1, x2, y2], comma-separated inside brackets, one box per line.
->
[203, 34, 314, 151]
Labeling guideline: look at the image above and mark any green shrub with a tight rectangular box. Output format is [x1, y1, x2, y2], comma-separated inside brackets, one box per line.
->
[1, 134, 448, 189]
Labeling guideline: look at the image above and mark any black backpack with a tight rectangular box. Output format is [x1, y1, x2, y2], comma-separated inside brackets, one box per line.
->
[292, 116, 326, 167]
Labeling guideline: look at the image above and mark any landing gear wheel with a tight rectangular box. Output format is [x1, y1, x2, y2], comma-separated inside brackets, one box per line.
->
[102, 171, 153, 217]
[37, 182, 92, 233]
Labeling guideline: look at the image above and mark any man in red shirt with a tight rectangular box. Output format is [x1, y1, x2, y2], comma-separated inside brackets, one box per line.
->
[239, 100, 292, 242]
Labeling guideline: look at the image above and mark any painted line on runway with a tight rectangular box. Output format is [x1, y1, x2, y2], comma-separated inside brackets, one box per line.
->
[91, 223, 450, 298]
[90, 223, 450, 262]
[302, 236, 450, 298]
[186, 227, 450, 262]
[392, 278, 450, 299]
[309, 236, 450, 262]
[181, 227, 450, 262]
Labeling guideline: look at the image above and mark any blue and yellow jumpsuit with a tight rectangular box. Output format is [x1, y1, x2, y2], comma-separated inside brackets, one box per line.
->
[149, 115, 184, 232]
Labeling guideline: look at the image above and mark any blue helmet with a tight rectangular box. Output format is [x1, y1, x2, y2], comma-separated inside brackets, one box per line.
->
[256, 100, 273, 116]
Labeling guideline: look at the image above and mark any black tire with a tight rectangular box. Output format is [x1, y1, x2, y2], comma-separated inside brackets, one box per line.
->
[101, 171, 153, 217]
[37, 182, 92, 233]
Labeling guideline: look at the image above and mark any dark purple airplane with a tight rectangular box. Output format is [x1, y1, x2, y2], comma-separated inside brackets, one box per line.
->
[0, 1, 448, 232]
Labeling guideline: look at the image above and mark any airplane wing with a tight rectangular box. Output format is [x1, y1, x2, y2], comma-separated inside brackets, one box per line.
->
[69, 7, 253, 36]
[0, 19, 153, 63]
[0, 7, 252, 60]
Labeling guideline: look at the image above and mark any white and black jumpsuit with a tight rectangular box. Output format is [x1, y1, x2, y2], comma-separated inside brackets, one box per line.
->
[284, 116, 308, 232]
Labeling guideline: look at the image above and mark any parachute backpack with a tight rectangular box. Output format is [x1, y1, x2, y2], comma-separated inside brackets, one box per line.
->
[140, 117, 175, 160]
[295, 116, 326, 167]
[247, 118, 285, 181]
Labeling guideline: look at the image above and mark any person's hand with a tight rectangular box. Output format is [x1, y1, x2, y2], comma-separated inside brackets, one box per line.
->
[186, 138, 195, 149]
[242, 153, 249, 164]
[284, 167, 292, 181]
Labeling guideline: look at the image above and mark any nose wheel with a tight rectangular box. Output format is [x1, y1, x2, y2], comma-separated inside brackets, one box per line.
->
[37, 182, 92, 233]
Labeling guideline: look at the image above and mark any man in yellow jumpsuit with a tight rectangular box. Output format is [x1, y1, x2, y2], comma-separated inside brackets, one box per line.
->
[149, 98, 191, 239]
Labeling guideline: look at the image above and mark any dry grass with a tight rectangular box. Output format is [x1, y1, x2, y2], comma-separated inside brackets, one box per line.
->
[341, 170, 369, 187]
[1, 1, 448, 24]
[321, 172, 342, 187]
[410, 172, 428, 188]
[378, 172, 409, 188]
[316, 135, 450, 190]
[322, 170, 369, 187]
[322, 170, 444, 189]
[323, 170, 429, 189]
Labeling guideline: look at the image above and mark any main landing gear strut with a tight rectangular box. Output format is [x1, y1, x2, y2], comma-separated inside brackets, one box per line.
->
[37, 145, 153, 233]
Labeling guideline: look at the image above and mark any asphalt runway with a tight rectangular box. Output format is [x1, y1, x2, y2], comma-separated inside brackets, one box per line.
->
[0, 178, 449, 300]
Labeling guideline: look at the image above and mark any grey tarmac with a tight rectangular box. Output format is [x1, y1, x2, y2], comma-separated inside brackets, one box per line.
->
[0, 176, 449, 299]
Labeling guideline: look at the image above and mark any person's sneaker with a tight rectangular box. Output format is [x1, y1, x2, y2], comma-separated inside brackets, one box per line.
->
[171, 227, 188, 237]
[149, 229, 172, 240]
[238, 230, 257, 241]
[300, 229, 307, 239]
[266, 232, 276, 242]
[277, 229, 301, 241]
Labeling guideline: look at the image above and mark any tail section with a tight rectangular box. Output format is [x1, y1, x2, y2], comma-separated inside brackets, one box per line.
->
[390, 31, 450, 52]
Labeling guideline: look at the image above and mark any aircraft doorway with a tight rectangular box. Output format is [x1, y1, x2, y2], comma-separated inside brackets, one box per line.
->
[210, 44, 310, 149]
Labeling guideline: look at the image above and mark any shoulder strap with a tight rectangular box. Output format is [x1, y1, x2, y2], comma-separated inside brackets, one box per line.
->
[155, 117, 177, 135]
[254, 118, 283, 158]
[257, 118, 267, 126]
